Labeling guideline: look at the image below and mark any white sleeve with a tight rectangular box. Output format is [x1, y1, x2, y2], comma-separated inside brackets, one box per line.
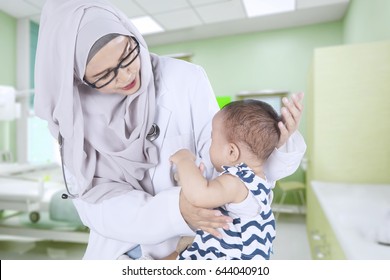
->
[73, 187, 194, 245]
[264, 131, 307, 182]
[190, 66, 220, 179]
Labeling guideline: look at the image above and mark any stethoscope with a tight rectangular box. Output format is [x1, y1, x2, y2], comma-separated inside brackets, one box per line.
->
[59, 123, 160, 199]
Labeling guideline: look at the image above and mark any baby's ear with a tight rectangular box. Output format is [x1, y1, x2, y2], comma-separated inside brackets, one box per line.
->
[228, 143, 240, 162]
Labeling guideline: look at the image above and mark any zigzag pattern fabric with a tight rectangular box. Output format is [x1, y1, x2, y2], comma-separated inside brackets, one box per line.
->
[178, 163, 276, 260]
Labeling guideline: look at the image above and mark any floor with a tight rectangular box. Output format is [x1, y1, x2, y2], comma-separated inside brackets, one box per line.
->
[0, 213, 311, 260]
[272, 213, 311, 260]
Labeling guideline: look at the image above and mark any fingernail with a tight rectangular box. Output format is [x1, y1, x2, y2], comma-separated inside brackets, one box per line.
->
[282, 97, 288, 104]
[214, 211, 222, 216]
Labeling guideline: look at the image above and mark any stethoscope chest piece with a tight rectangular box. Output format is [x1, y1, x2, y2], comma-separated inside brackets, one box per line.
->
[147, 123, 160, 142]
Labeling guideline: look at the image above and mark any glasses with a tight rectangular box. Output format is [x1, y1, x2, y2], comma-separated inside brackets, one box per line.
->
[84, 36, 140, 89]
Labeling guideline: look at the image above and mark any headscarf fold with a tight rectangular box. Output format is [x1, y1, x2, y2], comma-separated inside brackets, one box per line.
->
[34, 0, 158, 203]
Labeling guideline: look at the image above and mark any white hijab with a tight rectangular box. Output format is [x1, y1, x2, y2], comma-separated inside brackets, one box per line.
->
[34, 0, 159, 203]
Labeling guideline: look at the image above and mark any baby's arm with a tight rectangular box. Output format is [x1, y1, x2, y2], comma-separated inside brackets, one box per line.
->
[170, 149, 248, 209]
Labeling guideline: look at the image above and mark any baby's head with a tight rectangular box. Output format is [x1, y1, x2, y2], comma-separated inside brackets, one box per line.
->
[210, 99, 281, 170]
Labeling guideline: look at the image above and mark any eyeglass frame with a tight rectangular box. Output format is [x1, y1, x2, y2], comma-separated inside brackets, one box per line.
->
[83, 36, 140, 89]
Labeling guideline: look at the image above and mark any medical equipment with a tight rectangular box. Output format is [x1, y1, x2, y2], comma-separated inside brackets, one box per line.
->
[0, 86, 41, 221]
[0, 162, 63, 223]
[0, 162, 87, 243]
[59, 123, 160, 199]
[0, 86, 20, 121]
[0, 86, 21, 161]
[146, 123, 160, 142]
[58, 134, 79, 200]
[0, 177, 43, 223]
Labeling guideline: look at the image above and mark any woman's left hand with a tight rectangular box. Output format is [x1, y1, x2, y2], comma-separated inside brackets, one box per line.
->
[277, 92, 304, 148]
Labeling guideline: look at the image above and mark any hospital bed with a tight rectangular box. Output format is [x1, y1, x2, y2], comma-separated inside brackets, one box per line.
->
[0, 163, 58, 222]
[0, 163, 88, 243]
[0, 177, 43, 223]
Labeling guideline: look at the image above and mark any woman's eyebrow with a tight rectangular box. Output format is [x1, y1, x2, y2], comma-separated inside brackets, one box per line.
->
[91, 40, 131, 78]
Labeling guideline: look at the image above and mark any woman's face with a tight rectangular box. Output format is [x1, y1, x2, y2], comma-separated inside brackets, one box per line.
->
[84, 35, 141, 95]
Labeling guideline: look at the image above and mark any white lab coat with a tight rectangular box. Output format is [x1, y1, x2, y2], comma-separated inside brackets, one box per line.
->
[71, 56, 306, 260]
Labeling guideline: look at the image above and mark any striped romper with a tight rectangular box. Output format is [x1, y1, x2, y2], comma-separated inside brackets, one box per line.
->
[178, 163, 276, 260]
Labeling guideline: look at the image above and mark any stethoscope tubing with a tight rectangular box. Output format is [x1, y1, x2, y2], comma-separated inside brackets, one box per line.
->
[58, 123, 160, 199]
[58, 134, 79, 199]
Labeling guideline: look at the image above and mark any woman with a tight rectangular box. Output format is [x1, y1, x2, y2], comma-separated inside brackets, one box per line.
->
[34, 0, 306, 260]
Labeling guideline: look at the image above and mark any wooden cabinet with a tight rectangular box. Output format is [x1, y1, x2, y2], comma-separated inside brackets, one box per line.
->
[306, 183, 345, 259]
[306, 41, 390, 259]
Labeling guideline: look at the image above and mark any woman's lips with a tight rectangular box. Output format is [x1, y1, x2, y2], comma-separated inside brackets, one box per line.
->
[122, 79, 136, 91]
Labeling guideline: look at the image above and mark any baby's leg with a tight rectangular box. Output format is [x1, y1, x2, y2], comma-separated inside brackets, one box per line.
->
[161, 236, 195, 260]
[176, 236, 195, 253]
[161, 251, 179, 260]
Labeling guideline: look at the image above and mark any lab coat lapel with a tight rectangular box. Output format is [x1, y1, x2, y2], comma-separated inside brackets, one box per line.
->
[148, 89, 171, 181]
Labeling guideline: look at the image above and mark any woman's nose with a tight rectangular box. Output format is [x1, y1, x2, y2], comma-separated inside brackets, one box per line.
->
[116, 67, 131, 83]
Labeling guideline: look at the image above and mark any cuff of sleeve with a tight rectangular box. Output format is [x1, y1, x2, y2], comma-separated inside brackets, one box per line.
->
[276, 131, 307, 155]
[265, 131, 307, 182]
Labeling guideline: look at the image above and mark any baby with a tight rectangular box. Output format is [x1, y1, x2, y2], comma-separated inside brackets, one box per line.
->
[170, 99, 281, 260]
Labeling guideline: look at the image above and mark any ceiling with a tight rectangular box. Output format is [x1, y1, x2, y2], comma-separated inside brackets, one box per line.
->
[0, 0, 350, 46]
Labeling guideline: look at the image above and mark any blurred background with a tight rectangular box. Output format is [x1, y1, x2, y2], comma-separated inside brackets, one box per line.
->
[0, 0, 389, 260]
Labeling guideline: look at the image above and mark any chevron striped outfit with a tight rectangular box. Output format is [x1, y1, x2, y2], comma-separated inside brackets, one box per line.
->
[178, 163, 276, 260]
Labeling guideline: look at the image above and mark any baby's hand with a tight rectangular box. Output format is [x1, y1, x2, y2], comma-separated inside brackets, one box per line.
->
[169, 149, 196, 164]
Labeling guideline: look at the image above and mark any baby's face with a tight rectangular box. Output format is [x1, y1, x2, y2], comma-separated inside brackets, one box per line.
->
[209, 111, 230, 172]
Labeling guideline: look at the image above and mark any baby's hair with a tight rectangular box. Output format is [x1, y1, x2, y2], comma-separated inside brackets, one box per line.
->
[221, 99, 281, 161]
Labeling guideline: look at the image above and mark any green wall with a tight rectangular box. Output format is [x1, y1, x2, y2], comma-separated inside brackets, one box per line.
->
[150, 22, 344, 138]
[150, 22, 342, 96]
[0, 11, 17, 86]
[343, 0, 390, 44]
[150, 0, 390, 140]
[152, 22, 342, 97]
[0, 11, 17, 156]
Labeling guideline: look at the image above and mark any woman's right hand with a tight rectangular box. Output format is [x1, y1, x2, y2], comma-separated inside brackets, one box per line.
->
[277, 92, 304, 148]
[179, 190, 232, 238]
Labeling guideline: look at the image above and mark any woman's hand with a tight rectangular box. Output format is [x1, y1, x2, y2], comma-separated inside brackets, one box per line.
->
[179, 191, 232, 238]
[277, 92, 304, 148]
